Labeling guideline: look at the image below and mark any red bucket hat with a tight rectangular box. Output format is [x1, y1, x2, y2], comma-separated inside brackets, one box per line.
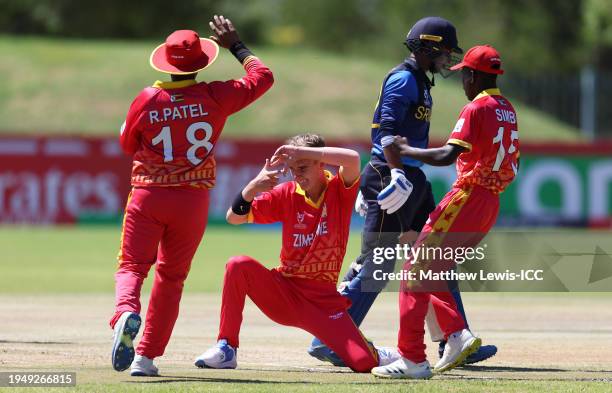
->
[450, 44, 504, 75]
[150, 30, 219, 74]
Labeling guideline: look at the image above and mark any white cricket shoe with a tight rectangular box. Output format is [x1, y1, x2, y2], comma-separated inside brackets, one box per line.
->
[434, 329, 481, 373]
[376, 346, 401, 366]
[194, 339, 237, 369]
[372, 357, 433, 379]
[130, 354, 159, 377]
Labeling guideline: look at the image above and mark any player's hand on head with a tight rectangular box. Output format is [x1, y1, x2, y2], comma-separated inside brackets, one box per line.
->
[251, 158, 283, 192]
[209, 15, 241, 48]
[269, 155, 289, 175]
[267, 155, 287, 174]
[272, 145, 299, 163]
[271, 145, 303, 170]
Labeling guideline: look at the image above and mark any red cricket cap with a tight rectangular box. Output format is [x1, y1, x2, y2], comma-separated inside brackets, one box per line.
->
[450, 44, 504, 75]
[150, 30, 219, 74]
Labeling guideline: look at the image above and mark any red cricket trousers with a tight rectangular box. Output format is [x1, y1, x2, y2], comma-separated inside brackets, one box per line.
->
[110, 186, 209, 359]
[218, 255, 379, 373]
[398, 185, 499, 363]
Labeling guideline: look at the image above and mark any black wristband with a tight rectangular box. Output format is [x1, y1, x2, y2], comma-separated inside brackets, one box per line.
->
[229, 41, 254, 63]
[231, 191, 252, 215]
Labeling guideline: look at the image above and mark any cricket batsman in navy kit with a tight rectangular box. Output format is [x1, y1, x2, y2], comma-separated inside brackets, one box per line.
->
[308, 16, 497, 366]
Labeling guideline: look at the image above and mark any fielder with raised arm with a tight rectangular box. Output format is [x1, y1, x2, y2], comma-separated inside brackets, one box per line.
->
[110, 15, 273, 377]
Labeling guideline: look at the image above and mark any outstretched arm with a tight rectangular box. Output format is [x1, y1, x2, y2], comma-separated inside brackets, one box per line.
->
[273, 145, 361, 186]
[208, 15, 274, 115]
[391, 136, 466, 167]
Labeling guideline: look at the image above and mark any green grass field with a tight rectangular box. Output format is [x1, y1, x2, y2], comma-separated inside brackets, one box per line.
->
[3, 226, 612, 294]
[0, 35, 581, 141]
[1, 226, 612, 392]
[0, 226, 286, 293]
[0, 31, 607, 393]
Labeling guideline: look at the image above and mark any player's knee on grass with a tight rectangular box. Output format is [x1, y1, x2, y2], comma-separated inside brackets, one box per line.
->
[317, 317, 379, 372]
[345, 349, 378, 373]
[322, 339, 377, 373]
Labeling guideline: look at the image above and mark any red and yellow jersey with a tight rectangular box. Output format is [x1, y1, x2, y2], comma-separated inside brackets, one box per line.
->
[447, 88, 519, 194]
[248, 171, 359, 283]
[119, 56, 273, 188]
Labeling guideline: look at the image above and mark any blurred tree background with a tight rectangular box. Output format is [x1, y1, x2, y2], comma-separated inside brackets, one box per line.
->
[0, 0, 604, 72]
[0, 0, 610, 136]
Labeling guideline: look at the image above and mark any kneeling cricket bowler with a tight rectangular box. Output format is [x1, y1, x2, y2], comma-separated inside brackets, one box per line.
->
[195, 133, 399, 372]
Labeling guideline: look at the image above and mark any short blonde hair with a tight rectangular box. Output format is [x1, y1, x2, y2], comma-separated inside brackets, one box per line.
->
[286, 133, 325, 148]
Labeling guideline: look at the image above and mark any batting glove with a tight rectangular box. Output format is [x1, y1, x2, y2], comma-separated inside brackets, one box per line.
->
[355, 191, 368, 217]
[377, 168, 413, 214]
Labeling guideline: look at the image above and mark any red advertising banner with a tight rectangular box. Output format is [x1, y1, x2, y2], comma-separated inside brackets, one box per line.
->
[0, 136, 369, 224]
[0, 137, 131, 223]
[1, 135, 612, 225]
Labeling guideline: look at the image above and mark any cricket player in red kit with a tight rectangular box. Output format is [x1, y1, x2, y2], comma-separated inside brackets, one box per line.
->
[372, 45, 519, 379]
[194, 134, 400, 372]
[110, 15, 273, 376]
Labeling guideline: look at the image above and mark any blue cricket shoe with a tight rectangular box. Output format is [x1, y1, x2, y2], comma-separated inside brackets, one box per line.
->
[438, 340, 497, 365]
[111, 312, 141, 372]
[307, 344, 346, 367]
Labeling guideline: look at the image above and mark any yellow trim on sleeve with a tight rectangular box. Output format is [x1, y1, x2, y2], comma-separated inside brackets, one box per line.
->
[448, 138, 472, 151]
[339, 167, 360, 189]
[247, 210, 254, 224]
[153, 79, 197, 89]
[343, 174, 360, 189]
[473, 88, 502, 101]
[371, 123, 380, 128]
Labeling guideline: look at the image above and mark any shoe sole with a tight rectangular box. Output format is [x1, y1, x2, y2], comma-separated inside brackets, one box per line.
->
[434, 337, 482, 374]
[372, 369, 433, 379]
[194, 359, 237, 369]
[462, 345, 498, 365]
[130, 371, 159, 377]
[112, 313, 141, 372]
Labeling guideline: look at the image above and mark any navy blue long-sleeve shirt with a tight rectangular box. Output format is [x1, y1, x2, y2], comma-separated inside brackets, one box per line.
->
[371, 58, 432, 167]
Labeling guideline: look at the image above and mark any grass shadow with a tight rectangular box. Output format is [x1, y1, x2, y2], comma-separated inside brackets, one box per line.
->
[0, 340, 73, 345]
[460, 365, 567, 373]
[125, 375, 323, 385]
